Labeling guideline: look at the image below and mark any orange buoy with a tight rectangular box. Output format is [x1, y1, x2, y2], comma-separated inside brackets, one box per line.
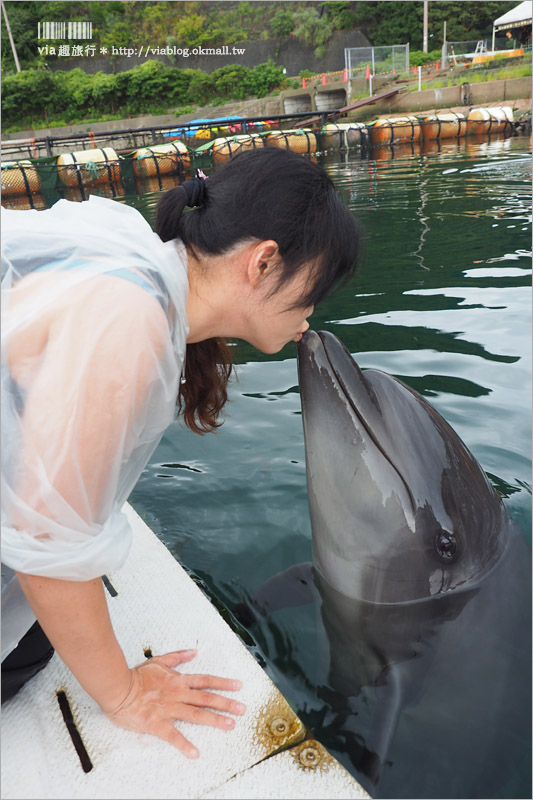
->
[466, 107, 514, 136]
[420, 113, 467, 140]
[266, 129, 317, 154]
[1, 160, 42, 196]
[369, 116, 421, 146]
[209, 134, 267, 164]
[132, 142, 190, 178]
[57, 147, 121, 187]
[320, 123, 368, 150]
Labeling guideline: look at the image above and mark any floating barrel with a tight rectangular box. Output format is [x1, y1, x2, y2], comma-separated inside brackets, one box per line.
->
[420, 112, 467, 140]
[466, 107, 513, 135]
[132, 142, 190, 178]
[210, 134, 267, 164]
[1, 160, 42, 196]
[319, 123, 368, 150]
[266, 129, 317, 154]
[57, 147, 121, 187]
[1, 192, 47, 210]
[369, 116, 421, 146]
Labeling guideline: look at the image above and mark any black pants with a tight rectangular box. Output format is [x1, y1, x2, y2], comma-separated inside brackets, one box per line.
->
[1, 622, 54, 703]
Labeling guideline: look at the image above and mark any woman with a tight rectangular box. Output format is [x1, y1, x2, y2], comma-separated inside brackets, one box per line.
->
[1, 147, 360, 758]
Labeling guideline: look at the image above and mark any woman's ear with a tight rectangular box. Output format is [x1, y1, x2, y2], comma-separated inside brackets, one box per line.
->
[247, 240, 280, 290]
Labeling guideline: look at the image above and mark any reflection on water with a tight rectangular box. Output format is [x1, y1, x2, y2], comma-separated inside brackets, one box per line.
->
[129, 134, 531, 797]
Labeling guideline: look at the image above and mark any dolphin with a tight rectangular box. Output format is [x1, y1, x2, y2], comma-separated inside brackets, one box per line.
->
[298, 329, 514, 606]
[236, 330, 531, 799]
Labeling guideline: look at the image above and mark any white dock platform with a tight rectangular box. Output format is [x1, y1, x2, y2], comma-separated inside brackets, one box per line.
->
[1, 504, 369, 799]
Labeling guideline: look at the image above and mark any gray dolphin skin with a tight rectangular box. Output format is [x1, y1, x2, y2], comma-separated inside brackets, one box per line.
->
[297, 330, 510, 606]
[291, 330, 531, 798]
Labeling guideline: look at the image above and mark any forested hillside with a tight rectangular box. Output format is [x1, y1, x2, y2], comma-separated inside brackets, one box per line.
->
[2, 1, 514, 74]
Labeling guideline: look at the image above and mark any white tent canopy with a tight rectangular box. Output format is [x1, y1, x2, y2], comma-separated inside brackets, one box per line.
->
[493, 1, 532, 31]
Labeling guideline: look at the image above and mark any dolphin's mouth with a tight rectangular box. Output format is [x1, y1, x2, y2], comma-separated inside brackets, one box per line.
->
[299, 330, 417, 519]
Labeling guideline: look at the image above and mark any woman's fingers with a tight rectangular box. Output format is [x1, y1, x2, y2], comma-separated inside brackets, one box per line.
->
[175, 704, 238, 730]
[154, 649, 198, 668]
[181, 687, 246, 716]
[185, 673, 243, 692]
[156, 720, 200, 759]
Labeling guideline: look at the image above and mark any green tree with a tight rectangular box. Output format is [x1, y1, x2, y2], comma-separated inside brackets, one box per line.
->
[293, 6, 334, 59]
[90, 70, 124, 114]
[351, 1, 513, 49]
[1, 1, 42, 73]
[319, 2, 359, 31]
[186, 69, 215, 105]
[270, 10, 295, 38]
[211, 64, 253, 99]
[248, 60, 285, 96]
[427, 1, 516, 45]
[172, 13, 209, 49]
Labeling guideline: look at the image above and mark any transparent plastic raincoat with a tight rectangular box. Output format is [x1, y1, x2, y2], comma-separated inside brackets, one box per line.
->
[1, 196, 189, 658]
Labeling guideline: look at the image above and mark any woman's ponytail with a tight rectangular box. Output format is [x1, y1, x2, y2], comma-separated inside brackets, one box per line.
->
[156, 186, 189, 244]
[178, 338, 233, 434]
[156, 177, 234, 435]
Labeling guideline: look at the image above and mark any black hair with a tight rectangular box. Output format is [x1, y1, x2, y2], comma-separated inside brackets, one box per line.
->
[157, 147, 360, 308]
[156, 148, 361, 433]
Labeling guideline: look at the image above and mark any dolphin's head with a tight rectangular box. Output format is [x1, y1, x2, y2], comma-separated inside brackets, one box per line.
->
[297, 330, 508, 604]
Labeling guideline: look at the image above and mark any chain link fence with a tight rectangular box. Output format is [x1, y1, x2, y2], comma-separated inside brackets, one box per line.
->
[344, 45, 409, 79]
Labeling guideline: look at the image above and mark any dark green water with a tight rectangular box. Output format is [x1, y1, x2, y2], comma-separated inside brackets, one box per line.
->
[127, 135, 531, 796]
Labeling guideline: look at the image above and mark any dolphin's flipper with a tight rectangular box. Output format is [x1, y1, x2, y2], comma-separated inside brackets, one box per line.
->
[233, 562, 314, 627]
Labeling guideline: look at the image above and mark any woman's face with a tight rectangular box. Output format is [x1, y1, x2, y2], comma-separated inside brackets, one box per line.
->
[246, 267, 315, 354]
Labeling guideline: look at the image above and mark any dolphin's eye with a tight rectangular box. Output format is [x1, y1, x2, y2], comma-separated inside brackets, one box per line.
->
[435, 532, 457, 561]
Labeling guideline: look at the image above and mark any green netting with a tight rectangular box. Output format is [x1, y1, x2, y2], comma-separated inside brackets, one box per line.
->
[1, 152, 190, 209]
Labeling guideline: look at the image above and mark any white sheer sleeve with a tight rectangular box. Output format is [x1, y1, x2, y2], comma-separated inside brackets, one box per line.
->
[1, 267, 180, 580]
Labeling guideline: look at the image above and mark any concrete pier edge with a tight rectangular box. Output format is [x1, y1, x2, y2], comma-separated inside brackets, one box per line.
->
[1, 503, 370, 799]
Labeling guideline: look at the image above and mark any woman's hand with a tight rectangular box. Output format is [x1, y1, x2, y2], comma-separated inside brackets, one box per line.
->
[15, 576, 244, 758]
[104, 649, 246, 758]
